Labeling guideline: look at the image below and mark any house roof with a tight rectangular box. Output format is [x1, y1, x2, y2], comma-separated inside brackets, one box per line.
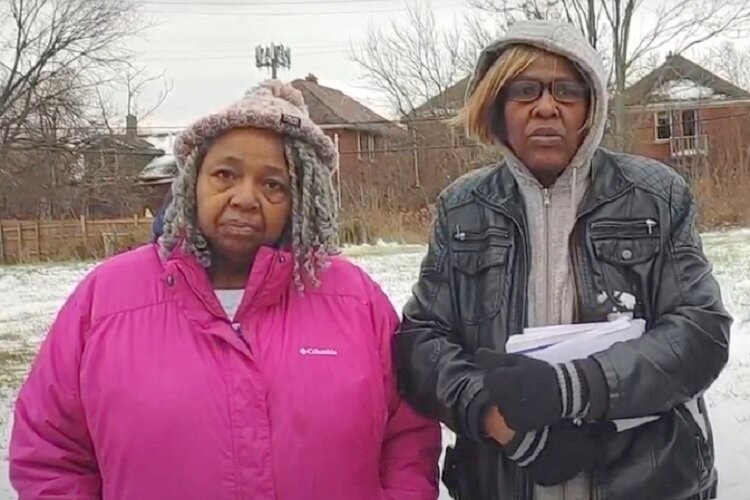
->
[291, 76, 406, 138]
[625, 54, 750, 106]
[409, 54, 750, 118]
[136, 154, 177, 185]
[79, 133, 163, 154]
[410, 77, 470, 119]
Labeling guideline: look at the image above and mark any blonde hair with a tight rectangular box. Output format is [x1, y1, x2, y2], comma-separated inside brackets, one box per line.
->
[452, 44, 595, 145]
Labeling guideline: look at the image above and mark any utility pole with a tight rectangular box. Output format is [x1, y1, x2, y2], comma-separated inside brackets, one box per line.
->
[255, 43, 292, 79]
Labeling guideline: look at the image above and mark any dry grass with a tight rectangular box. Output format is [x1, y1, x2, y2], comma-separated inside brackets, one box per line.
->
[343, 169, 750, 246]
[339, 208, 432, 245]
[693, 175, 750, 229]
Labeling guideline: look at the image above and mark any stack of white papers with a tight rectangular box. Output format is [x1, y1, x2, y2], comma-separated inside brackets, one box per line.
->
[506, 317, 659, 431]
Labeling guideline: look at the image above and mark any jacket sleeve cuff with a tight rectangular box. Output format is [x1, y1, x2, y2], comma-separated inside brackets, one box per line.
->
[466, 389, 492, 441]
[504, 427, 549, 467]
[576, 357, 609, 420]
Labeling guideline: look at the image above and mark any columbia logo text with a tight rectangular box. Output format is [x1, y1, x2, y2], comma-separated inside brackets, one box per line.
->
[299, 347, 338, 356]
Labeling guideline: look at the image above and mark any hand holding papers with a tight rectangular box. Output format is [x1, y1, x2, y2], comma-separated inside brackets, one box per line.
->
[506, 318, 660, 431]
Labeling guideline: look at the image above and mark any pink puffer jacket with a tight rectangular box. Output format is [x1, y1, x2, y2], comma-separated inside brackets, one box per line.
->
[10, 244, 441, 500]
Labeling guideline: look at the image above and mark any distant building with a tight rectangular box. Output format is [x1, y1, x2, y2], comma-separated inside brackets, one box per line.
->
[622, 54, 750, 178]
[291, 75, 414, 210]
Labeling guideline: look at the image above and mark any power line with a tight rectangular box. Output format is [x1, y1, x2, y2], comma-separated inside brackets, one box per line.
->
[143, 43, 343, 54]
[2, 142, 481, 157]
[146, 7, 406, 16]
[144, 0, 401, 6]
[7, 108, 750, 134]
[141, 48, 346, 62]
[143, 1, 462, 17]
[7, 109, 750, 158]
[2, 114, 446, 133]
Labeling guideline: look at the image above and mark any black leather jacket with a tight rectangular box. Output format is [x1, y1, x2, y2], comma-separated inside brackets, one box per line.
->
[396, 149, 731, 500]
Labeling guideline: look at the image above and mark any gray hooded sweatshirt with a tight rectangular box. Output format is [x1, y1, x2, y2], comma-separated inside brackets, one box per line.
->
[465, 20, 610, 500]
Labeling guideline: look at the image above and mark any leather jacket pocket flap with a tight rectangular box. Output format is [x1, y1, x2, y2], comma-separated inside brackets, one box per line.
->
[593, 238, 660, 266]
[454, 245, 509, 275]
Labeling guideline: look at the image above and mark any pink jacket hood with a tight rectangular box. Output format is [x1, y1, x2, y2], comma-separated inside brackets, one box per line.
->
[10, 244, 440, 500]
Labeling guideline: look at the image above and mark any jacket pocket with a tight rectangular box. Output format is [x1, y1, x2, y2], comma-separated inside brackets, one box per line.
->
[442, 439, 482, 499]
[591, 219, 661, 266]
[451, 230, 511, 324]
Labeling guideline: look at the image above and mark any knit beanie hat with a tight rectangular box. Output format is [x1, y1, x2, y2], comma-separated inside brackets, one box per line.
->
[160, 80, 340, 278]
[173, 79, 338, 175]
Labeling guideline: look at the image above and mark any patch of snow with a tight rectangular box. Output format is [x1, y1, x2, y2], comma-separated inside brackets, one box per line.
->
[0, 231, 747, 499]
[142, 133, 179, 152]
[655, 79, 724, 101]
[136, 154, 177, 184]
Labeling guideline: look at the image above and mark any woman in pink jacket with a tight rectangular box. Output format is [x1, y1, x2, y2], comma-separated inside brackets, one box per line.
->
[9, 81, 441, 500]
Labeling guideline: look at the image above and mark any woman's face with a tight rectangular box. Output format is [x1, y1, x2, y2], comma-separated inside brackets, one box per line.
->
[502, 52, 590, 186]
[195, 127, 292, 269]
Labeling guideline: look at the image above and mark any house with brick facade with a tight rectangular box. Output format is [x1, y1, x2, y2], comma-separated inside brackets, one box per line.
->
[405, 78, 497, 201]
[291, 75, 413, 210]
[622, 54, 750, 179]
[407, 53, 750, 194]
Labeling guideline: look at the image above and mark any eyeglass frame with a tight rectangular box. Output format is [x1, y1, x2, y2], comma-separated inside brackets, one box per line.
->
[502, 78, 591, 104]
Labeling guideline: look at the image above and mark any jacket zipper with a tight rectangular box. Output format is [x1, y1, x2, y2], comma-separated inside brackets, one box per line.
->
[453, 226, 510, 241]
[231, 322, 252, 352]
[570, 190, 636, 500]
[543, 188, 551, 323]
[590, 218, 659, 238]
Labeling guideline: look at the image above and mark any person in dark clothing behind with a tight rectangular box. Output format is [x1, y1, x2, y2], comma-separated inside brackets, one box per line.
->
[152, 190, 171, 241]
[395, 19, 731, 500]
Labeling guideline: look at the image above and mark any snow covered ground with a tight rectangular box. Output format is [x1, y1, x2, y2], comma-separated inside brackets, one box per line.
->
[0, 231, 748, 499]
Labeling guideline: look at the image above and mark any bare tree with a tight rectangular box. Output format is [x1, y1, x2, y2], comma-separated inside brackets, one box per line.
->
[352, 1, 487, 118]
[469, 0, 607, 49]
[0, 0, 143, 169]
[94, 65, 173, 135]
[0, 0, 148, 218]
[701, 42, 750, 93]
[124, 66, 173, 120]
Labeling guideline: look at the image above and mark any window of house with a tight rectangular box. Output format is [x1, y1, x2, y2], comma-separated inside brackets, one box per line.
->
[357, 132, 377, 161]
[655, 111, 672, 140]
[367, 134, 376, 160]
[681, 109, 697, 137]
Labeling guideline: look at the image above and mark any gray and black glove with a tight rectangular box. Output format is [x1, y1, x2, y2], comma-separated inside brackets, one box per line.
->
[504, 420, 615, 486]
[475, 348, 606, 432]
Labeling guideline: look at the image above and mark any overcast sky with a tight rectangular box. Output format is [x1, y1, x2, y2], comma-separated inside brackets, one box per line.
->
[124, 0, 744, 135]
[127, 0, 468, 132]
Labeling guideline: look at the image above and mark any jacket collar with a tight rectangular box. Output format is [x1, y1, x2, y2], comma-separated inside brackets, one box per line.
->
[472, 148, 631, 219]
[162, 244, 294, 320]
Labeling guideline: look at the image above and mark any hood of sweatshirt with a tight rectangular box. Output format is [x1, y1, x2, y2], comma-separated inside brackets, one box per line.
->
[466, 19, 609, 188]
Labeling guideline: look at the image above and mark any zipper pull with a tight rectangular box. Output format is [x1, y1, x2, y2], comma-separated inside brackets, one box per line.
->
[232, 322, 252, 352]
[231, 322, 243, 337]
[454, 225, 466, 241]
[646, 219, 657, 235]
[543, 188, 551, 207]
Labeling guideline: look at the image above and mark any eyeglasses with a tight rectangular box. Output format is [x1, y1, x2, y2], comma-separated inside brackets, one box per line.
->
[504, 79, 589, 103]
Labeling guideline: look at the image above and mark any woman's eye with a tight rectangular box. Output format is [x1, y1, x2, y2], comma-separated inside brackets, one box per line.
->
[264, 179, 285, 190]
[214, 169, 234, 180]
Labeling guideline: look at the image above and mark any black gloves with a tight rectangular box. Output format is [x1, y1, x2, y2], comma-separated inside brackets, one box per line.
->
[475, 349, 590, 432]
[504, 420, 615, 486]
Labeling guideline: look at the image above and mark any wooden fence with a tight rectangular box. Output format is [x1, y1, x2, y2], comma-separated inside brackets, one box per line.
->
[0, 216, 153, 264]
